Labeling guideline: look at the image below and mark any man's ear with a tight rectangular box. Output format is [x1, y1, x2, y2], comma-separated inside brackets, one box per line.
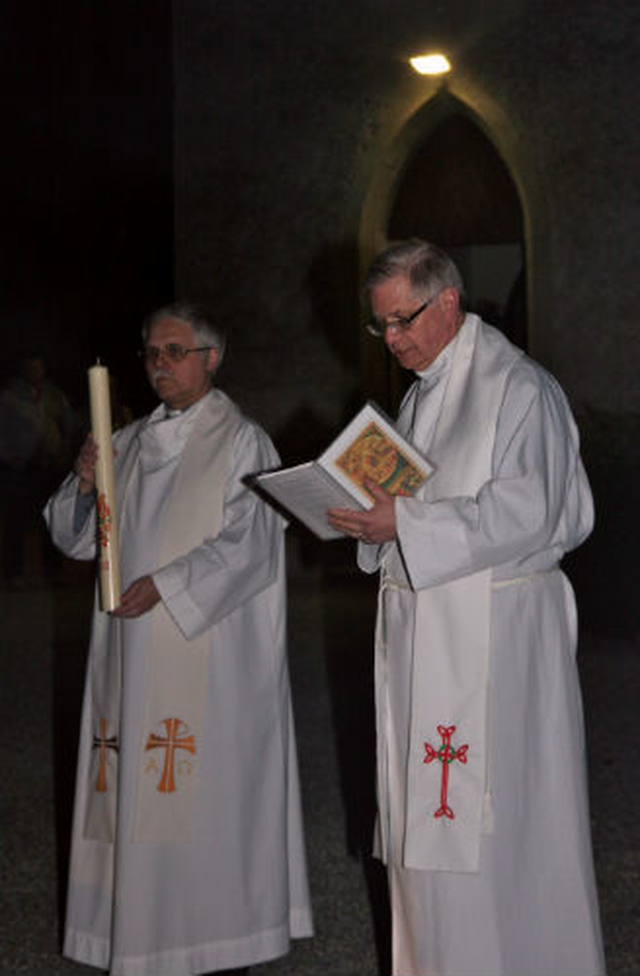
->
[440, 287, 460, 315]
[206, 347, 220, 375]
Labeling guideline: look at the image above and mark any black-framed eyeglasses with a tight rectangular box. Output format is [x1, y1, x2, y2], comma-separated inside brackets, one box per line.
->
[138, 344, 215, 364]
[366, 293, 440, 338]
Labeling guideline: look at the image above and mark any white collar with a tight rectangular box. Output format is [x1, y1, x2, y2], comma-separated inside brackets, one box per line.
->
[414, 322, 463, 387]
[138, 394, 209, 472]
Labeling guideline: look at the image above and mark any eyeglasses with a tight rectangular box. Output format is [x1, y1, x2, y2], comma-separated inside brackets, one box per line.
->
[366, 293, 440, 338]
[138, 344, 214, 364]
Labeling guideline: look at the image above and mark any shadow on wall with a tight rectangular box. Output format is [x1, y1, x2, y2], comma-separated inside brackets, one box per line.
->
[306, 239, 362, 371]
[565, 409, 640, 641]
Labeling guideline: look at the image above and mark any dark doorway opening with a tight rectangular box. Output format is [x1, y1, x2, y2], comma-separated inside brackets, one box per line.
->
[385, 109, 526, 405]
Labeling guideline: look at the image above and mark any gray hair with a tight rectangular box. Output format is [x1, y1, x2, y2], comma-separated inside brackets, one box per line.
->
[142, 301, 227, 372]
[363, 239, 466, 309]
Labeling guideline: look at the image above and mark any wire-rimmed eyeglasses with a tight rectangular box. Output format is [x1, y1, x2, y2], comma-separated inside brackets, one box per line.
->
[138, 344, 215, 364]
[366, 292, 441, 338]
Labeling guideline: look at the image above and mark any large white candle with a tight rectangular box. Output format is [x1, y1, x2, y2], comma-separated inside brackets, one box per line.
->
[88, 362, 121, 611]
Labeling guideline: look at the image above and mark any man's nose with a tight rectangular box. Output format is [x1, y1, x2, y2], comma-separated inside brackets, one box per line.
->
[154, 348, 172, 365]
[384, 323, 402, 350]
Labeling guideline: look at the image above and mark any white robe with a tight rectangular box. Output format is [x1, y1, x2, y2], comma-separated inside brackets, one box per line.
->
[359, 318, 605, 976]
[45, 389, 313, 976]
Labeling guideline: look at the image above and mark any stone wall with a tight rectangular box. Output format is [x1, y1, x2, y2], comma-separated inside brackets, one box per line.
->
[174, 0, 639, 440]
[174, 0, 638, 628]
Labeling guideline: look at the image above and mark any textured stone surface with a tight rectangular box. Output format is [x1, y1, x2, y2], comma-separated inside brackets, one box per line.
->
[174, 0, 640, 437]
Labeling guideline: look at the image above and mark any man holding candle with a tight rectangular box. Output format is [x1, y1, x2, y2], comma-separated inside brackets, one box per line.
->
[44, 303, 313, 976]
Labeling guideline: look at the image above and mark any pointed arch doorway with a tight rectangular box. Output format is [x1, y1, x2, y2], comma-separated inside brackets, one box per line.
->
[360, 95, 526, 412]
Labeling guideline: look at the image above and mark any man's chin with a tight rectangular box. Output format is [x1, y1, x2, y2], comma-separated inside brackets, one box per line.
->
[394, 351, 417, 370]
[153, 376, 176, 395]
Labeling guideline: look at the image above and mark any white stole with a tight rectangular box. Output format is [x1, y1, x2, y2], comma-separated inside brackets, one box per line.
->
[83, 390, 240, 844]
[134, 390, 240, 842]
[402, 316, 520, 872]
[84, 611, 123, 841]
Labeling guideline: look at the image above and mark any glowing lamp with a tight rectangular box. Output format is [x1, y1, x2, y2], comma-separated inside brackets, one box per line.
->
[409, 53, 452, 76]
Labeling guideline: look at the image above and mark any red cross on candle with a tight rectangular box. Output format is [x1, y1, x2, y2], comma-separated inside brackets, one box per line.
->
[96, 492, 113, 550]
[92, 718, 119, 793]
[423, 724, 469, 820]
[145, 717, 196, 793]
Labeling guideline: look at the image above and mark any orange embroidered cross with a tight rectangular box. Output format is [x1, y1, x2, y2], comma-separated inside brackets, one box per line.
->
[144, 718, 196, 793]
[92, 718, 119, 793]
[423, 724, 469, 820]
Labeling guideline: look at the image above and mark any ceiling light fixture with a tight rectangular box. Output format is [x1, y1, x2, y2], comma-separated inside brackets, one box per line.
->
[409, 53, 452, 76]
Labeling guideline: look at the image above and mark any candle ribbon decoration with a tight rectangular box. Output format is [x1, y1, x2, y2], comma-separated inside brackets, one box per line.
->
[88, 362, 122, 611]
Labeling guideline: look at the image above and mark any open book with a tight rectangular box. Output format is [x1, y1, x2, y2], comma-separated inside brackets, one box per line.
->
[253, 401, 433, 540]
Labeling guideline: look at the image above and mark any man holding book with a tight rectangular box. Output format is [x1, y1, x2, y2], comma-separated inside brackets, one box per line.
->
[328, 240, 605, 976]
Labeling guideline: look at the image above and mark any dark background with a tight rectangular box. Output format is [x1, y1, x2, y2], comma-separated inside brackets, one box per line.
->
[2, 1, 173, 418]
[0, 3, 638, 972]
[3, 0, 638, 643]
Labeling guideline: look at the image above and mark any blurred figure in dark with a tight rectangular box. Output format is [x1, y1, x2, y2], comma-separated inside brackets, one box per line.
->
[0, 351, 76, 586]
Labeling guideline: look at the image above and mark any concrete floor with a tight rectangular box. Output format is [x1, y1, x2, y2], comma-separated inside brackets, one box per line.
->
[1, 530, 638, 975]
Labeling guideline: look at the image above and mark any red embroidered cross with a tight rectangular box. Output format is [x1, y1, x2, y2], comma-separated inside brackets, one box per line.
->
[92, 718, 119, 793]
[423, 724, 469, 820]
[145, 718, 196, 793]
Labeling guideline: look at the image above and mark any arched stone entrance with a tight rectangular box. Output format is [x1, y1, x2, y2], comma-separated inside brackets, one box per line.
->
[359, 90, 527, 411]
